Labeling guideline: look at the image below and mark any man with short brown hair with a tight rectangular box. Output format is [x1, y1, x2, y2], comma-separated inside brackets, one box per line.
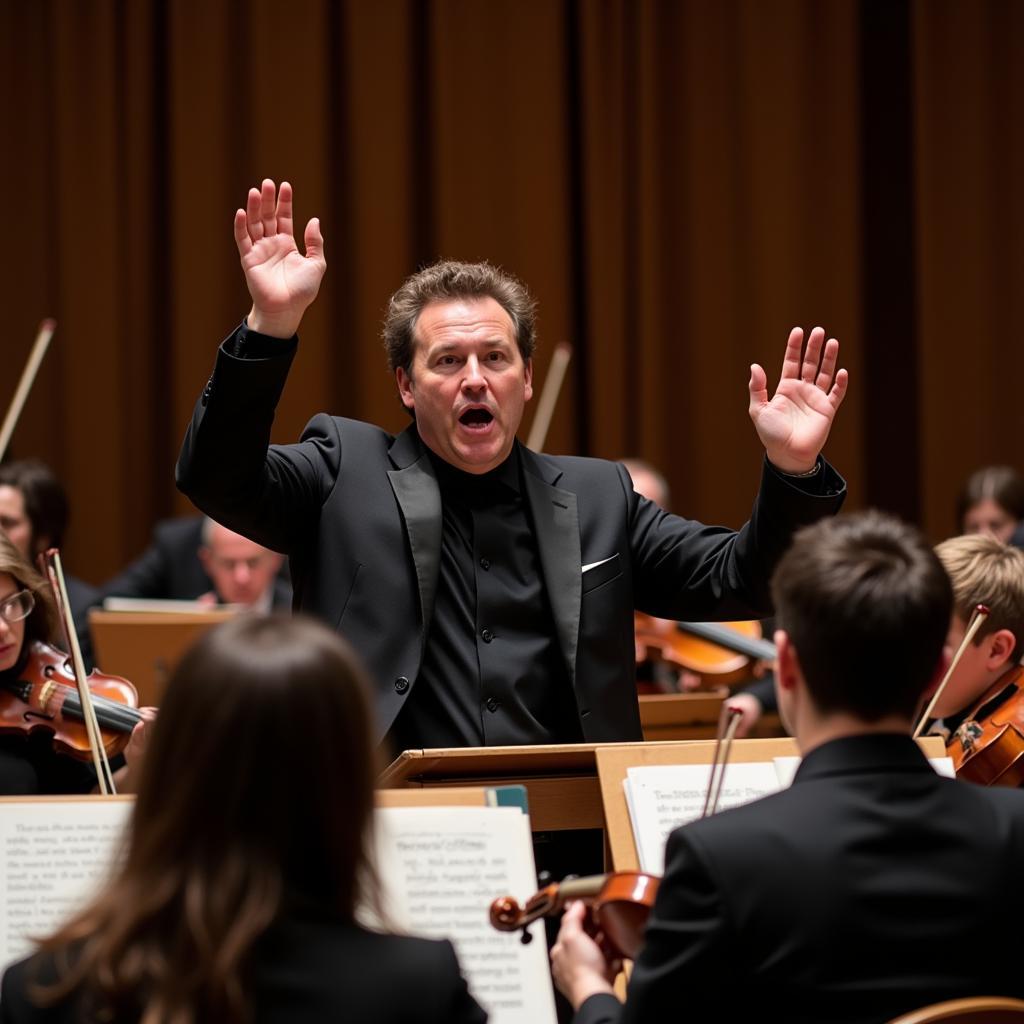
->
[177, 178, 848, 751]
[553, 512, 1024, 1023]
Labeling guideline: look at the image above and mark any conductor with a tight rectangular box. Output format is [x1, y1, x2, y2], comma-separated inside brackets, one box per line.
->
[177, 179, 848, 751]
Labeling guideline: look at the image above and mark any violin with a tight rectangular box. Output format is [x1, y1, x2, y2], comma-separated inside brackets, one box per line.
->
[946, 665, 1024, 787]
[0, 640, 141, 762]
[635, 614, 775, 690]
[490, 871, 659, 961]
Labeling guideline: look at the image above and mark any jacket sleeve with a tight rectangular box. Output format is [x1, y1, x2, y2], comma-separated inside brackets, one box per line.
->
[615, 828, 731, 1024]
[574, 993, 624, 1024]
[434, 939, 489, 1024]
[629, 456, 845, 621]
[175, 328, 342, 556]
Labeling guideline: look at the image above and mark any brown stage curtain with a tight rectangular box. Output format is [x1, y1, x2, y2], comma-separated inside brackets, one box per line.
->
[0, 0, 1016, 582]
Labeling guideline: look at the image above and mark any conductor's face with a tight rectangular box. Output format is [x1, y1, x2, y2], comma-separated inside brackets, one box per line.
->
[396, 297, 533, 474]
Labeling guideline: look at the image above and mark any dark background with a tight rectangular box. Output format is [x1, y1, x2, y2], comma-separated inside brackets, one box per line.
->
[2, 0, 1021, 583]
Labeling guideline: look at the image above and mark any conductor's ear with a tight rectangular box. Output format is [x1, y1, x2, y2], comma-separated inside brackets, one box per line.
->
[396, 367, 415, 411]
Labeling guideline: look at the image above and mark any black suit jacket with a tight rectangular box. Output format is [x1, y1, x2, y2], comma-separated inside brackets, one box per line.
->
[0, 916, 486, 1024]
[177, 336, 844, 742]
[577, 734, 1024, 1024]
[100, 515, 291, 609]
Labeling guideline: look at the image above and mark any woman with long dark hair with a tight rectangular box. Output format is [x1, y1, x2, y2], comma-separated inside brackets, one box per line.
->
[1, 614, 486, 1023]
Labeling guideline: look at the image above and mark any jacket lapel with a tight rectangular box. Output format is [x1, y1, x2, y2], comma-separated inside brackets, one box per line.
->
[387, 428, 442, 640]
[521, 449, 581, 683]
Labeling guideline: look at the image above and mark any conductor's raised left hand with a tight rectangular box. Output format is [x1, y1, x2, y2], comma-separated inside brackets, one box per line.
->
[748, 327, 848, 475]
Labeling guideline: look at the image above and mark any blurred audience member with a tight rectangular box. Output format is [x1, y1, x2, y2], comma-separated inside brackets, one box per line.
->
[0, 459, 98, 665]
[103, 516, 290, 611]
[957, 465, 1024, 543]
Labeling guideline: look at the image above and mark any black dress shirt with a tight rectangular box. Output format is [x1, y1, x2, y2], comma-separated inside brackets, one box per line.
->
[385, 447, 581, 752]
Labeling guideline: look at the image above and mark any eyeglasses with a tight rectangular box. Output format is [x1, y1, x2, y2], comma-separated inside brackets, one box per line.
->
[0, 589, 35, 625]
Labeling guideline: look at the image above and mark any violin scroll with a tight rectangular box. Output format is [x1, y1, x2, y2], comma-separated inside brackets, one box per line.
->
[489, 872, 659, 961]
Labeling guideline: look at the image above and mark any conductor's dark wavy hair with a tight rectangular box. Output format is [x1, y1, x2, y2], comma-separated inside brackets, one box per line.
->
[383, 259, 537, 384]
[771, 511, 953, 721]
[32, 614, 382, 1024]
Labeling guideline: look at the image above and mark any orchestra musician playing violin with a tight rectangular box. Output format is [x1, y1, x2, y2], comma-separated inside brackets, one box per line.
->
[929, 533, 1024, 778]
[177, 178, 846, 751]
[0, 534, 152, 796]
[552, 512, 1024, 1024]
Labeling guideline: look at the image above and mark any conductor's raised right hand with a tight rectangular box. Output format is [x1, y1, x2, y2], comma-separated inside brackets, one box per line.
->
[234, 179, 326, 339]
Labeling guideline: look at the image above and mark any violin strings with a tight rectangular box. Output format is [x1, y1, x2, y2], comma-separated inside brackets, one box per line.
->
[48, 680, 142, 731]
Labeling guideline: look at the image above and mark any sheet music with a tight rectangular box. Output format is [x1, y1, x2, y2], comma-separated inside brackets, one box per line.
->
[0, 800, 130, 972]
[373, 805, 556, 1024]
[0, 800, 557, 1024]
[625, 762, 783, 875]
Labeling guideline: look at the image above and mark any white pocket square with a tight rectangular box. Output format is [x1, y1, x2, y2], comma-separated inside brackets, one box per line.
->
[582, 555, 617, 573]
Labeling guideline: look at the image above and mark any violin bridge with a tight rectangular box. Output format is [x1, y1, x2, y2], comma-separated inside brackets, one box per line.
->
[955, 719, 983, 753]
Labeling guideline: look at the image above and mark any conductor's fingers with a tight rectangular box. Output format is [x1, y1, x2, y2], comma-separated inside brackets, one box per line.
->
[304, 217, 325, 263]
[778, 327, 804, 387]
[815, 338, 839, 390]
[260, 178, 277, 238]
[234, 209, 253, 257]
[801, 327, 825, 383]
[246, 187, 264, 241]
[277, 180, 294, 238]
[828, 367, 850, 411]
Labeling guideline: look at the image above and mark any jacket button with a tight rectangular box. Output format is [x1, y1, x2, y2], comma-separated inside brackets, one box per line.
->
[394, 676, 410, 694]
[480, 628, 494, 643]
[479, 558, 491, 570]
[485, 696, 500, 713]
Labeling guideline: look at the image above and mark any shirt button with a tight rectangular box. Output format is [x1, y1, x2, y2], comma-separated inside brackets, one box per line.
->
[480, 628, 494, 643]
[479, 558, 491, 570]
[485, 697, 501, 713]
[394, 676, 410, 694]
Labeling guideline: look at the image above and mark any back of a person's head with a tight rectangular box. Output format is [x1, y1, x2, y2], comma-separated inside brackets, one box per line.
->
[772, 511, 952, 721]
[36, 614, 380, 1023]
[935, 533, 1024, 661]
[131, 613, 378, 914]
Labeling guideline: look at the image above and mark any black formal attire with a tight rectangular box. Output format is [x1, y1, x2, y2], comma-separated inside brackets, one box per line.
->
[576, 734, 1024, 1024]
[0, 733, 95, 796]
[0, 913, 486, 1024]
[176, 324, 845, 745]
[100, 515, 292, 608]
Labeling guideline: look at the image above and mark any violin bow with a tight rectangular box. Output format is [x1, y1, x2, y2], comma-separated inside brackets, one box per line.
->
[526, 342, 572, 453]
[42, 549, 117, 794]
[0, 319, 56, 463]
[913, 603, 990, 739]
[702, 704, 743, 817]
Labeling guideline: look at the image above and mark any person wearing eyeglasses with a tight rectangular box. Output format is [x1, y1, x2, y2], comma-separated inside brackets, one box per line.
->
[0, 533, 153, 795]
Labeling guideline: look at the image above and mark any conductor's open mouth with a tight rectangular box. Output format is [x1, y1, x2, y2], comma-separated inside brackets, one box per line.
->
[459, 408, 494, 426]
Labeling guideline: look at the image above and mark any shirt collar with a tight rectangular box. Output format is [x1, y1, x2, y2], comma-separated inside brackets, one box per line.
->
[427, 443, 522, 500]
[792, 732, 934, 785]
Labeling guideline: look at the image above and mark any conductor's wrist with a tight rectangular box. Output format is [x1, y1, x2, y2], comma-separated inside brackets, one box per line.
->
[767, 454, 820, 477]
[247, 306, 301, 340]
